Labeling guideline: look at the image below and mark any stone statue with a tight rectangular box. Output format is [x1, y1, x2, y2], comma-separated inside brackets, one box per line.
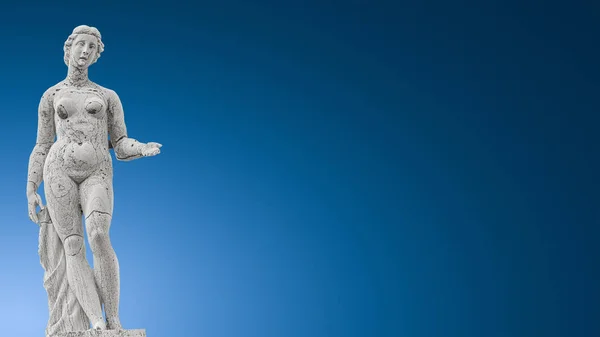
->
[26, 25, 160, 337]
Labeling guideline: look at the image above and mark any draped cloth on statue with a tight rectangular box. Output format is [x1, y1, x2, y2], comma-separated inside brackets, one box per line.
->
[38, 207, 90, 336]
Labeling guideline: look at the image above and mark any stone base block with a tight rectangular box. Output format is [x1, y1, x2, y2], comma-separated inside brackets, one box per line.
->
[51, 329, 146, 337]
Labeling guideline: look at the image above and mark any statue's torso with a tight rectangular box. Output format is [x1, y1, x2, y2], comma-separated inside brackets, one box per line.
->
[46, 83, 112, 182]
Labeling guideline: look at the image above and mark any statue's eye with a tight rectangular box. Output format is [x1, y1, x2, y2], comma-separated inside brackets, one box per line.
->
[77, 41, 85, 46]
[90, 44, 96, 49]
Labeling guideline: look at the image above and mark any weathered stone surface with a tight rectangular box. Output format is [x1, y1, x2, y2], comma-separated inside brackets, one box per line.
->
[26, 24, 161, 335]
[38, 208, 89, 336]
[52, 329, 146, 337]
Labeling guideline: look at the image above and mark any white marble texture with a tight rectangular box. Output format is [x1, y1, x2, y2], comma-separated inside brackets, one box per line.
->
[26, 25, 160, 336]
[52, 329, 146, 337]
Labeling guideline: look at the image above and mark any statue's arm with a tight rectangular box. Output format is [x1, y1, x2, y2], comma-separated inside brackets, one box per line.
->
[107, 89, 160, 161]
[27, 90, 55, 191]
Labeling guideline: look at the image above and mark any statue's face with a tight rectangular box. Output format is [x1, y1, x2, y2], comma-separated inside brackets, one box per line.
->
[70, 34, 98, 69]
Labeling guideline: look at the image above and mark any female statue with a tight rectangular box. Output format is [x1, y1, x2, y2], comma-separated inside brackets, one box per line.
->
[26, 25, 161, 333]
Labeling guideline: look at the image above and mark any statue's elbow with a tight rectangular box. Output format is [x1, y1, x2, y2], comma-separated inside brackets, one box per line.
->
[113, 137, 142, 161]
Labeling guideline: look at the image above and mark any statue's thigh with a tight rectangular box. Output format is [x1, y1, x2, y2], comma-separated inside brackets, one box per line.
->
[44, 170, 84, 239]
[79, 173, 114, 218]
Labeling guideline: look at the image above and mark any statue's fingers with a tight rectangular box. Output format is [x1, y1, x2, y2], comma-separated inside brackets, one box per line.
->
[29, 206, 38, 223]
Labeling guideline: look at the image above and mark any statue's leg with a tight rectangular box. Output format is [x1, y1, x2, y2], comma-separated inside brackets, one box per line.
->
[44, 169, 105, 330]
[79, 168, 122, 330]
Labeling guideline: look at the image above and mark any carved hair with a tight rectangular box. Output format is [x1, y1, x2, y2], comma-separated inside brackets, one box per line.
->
[63, 25, 105, 67]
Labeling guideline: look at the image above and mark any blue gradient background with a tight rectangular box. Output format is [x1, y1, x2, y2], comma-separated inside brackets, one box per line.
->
[0, 1, 597, 336]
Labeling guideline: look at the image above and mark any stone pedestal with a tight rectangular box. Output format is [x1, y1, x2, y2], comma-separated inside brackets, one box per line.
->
[51, 329, 146, 337]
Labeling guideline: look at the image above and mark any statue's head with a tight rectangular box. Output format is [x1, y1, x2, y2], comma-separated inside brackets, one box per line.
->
[63, 25, 104, 69]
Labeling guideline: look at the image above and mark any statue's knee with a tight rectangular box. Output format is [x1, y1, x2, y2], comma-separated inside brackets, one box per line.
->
[87, 212, 111, 251]
[89, 231, 110, 251]
[64, 235, 84, 256]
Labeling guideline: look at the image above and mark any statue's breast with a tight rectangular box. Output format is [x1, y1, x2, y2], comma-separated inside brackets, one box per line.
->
[84, 97, 105, 117]
[54, 97, 77, 120]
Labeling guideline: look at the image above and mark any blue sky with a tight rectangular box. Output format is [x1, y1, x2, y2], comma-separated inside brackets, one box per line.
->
[0, 1, 598, 337]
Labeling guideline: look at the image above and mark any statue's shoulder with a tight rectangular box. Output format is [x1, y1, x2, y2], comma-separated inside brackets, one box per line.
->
[92, 82, 117, 98]
[40, 81, 65, 104]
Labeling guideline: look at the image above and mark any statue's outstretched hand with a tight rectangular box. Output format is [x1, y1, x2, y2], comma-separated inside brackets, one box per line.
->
[142, 142, 162, 157]
[27, 183, 44, 224]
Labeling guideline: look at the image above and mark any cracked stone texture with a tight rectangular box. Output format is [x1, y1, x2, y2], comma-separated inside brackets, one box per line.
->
[38, 208, 90, 335]
[27, 25, 160, 336]
[51, 329, 146, 337]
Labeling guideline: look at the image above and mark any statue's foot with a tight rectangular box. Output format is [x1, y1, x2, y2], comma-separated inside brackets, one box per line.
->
[92, 319, 107, 330]
[107, 316, 123, 330]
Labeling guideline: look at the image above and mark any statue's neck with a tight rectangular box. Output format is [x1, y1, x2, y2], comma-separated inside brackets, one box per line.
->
[65, 65, 90, 87]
